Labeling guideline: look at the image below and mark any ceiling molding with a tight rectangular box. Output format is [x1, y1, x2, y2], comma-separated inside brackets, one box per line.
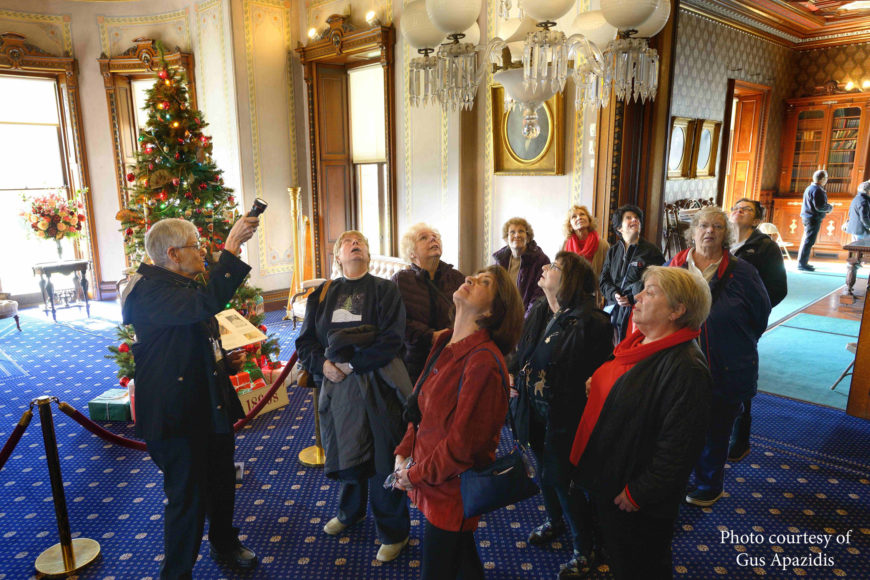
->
[683, 0, 870, 49]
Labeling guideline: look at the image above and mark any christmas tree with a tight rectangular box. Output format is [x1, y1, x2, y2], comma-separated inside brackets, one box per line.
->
[108, 54, 280, 385]
[116, 58, 235, 262]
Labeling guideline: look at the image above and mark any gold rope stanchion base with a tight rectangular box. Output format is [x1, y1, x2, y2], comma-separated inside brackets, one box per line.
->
[35, 537, 101, 577]
[298, 445, 325, 467]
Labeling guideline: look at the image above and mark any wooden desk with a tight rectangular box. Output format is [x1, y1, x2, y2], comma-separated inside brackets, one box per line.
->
[32, 260, 91, 321]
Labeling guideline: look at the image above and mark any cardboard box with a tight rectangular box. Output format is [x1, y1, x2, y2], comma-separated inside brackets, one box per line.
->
[88, 388, 132, 422]
[237, 383, 288, 418]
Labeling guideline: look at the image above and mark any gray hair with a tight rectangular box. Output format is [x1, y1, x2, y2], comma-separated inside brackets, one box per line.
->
[333, 230, 370, 275]
[813, 169, 828, 183]
[686, 206, 735, 250]
[145, 218, 198, 267]
[400, 223, 441, 263]
[643, 266, 712, 331]
[859, 181, 870, 194]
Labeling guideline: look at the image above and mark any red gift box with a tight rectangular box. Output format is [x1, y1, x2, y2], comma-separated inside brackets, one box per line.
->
[230, 372, 251, 389]
[250, 377, 267, 391]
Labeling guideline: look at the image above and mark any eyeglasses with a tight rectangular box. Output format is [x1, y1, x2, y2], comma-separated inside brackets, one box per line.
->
[175, 241, 203, 251]
[730, 206, 756, 215]
[544, 263, 562, 272]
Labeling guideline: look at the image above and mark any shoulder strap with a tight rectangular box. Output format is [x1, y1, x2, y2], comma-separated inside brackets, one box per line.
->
[318, 279, 333, 304]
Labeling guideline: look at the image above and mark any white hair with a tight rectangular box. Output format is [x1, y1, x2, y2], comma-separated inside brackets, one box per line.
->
[813, 169, 828, 183]
[400, 223, 441, 263]
[859, 181, 870, 194]
[145, 219, 197, 267]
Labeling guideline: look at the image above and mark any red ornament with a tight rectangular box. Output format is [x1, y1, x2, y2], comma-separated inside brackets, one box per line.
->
[119, 376, 131, 388]
[178, 138, 184, 144]
[158, 69, 168, 80]
[195, 208, 202, 214]
[158, 191, 168, 201]
[199, 183, 207, 190]
[195, 117, 201, 124]
[125, 227, 133, 236]
[148, 163, 154, 170]
[258, 325, 267, 333]
[200, 135, 209, 144]
[162, 100, 170, 110]
[184, 192, 193, 199]
[126, 172, 135, 182]
[172, 178, 180, 187]
[175, 152, 181, 160]
[228, 196, 235, 204]
[197, 226, 203, 233]
[119, 343, 130, 353]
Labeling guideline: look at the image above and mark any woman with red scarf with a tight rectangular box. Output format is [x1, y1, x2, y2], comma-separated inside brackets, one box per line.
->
[562, 205, 608, 278]
[570, 267, 713, 580]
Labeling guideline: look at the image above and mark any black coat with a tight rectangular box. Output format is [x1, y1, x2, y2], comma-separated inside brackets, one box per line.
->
[510, 297, 614, 452]
[391, 261, 465, 382]
[845, 192, 870, 237]
[733, 229, 787, 308]
[491, 241, 550, 316]
[121, 252, 249, 440]
[598, 238, 665, 341]
[575, 340, 712, 519]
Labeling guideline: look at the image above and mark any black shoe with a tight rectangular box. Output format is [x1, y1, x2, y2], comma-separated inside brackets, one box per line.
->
[209, 538, 258, 570]
[797, 264, 815, 271]
[557, 550, 594, 578]
[528, 520, 566, 545]
[728, 442, 750, 462]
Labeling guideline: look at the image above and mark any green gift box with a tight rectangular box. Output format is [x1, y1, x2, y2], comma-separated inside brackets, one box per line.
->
[88, 388, 132, 421]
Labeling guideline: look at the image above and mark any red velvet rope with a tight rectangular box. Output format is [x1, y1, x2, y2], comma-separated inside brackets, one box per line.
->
[52, 351, 300, 451]
[0, 409, 33, 470]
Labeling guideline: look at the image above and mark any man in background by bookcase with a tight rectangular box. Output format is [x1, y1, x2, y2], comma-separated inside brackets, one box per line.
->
[797, 169, 834, 272]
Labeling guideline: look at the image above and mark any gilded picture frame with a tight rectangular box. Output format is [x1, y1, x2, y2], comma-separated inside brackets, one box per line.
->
[691, 119, 722, 178]
[667, 117, 695, 180]
[492, 84, 565, 175]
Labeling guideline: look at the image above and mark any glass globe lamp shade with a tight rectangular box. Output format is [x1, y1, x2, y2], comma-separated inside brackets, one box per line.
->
[426, 0, 482, 35]
[494, 67, 558, 139]
[498, 16, 537, 43]
[570, 10, 617, 48]
[521, 0, 576, 23]
[462, 22, 480, 45]
[600, 0, 659, 30]
[634, 0, 670, 38]
[400, 0, 445, 49]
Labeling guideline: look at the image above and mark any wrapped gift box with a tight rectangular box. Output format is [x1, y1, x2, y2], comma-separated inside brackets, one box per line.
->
[237, 383, 288, 418]
[261, 363, 285, 386]
[88, 388, 132, 422]
[230, 371, 251, 389]
[250, 377, 267, 391]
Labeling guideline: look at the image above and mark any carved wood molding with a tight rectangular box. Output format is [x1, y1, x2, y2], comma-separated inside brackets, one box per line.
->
[0, 32, 76, 83]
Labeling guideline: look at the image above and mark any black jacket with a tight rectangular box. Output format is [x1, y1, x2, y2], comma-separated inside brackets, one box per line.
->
[733, 229, 787, 308]
[575, 340, 712, 519]
[491, 241, 550, 316]
[391, 261, 465, 382]
[510, 297, 613, 452]
[121, 251, 249, 440]
[598, 238, 665, 341]
[801, 183, 833, 221]
[845, 193, 870, 237]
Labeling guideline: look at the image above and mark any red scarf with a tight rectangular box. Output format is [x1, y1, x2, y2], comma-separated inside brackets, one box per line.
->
[569, 325, 702, 465]
[564, 229, 600, 261]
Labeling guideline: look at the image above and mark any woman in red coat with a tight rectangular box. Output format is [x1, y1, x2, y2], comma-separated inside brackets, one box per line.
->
[393, 265, 524, 579]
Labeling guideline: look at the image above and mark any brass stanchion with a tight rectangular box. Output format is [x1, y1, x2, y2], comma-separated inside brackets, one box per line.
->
[33, 396, 101, 577]
[298, 386, 326, 467]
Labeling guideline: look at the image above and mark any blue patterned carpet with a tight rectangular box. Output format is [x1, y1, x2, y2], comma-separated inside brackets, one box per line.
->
[0, 304, 868, 578]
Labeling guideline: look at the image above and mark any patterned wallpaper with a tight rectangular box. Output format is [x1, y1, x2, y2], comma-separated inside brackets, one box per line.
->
[666, 9, 794, 203]
[792, 42, 870, 98]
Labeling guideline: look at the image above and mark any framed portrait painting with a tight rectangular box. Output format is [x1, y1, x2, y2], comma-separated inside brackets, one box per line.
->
[492, 84, 564, 175]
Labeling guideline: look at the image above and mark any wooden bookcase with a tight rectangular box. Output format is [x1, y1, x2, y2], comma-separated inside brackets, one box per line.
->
[774, 92, 870, 256]
[779, 92, 870, 196]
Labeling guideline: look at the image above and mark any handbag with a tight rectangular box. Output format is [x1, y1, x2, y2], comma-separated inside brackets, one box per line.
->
[458, 348, 539, 518]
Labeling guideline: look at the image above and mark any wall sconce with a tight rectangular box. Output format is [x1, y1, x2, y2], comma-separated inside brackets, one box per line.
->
[845, 80, 855, 91]
[308, 27, 319, 40]
[863, 80, 870, 90]
[366, 10, 381, 27]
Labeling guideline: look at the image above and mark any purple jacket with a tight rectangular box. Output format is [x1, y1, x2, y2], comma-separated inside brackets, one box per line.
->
[492, 240, 550, 316]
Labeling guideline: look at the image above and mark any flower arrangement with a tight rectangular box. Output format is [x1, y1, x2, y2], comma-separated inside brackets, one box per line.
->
[22, 189, 87, 241]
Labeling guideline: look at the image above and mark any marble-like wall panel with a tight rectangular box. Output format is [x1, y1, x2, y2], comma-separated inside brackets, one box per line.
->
[667, 9, 794, 203]
[98, 8, 191, 56]
[194, 0, 242, 205]
[233, 0, 299, 289]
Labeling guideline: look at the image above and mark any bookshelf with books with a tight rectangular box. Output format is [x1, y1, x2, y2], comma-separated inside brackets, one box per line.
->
[779, 93, 870, 197]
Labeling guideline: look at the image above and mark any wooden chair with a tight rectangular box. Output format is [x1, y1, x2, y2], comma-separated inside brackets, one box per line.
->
[0, 293, 21, 332]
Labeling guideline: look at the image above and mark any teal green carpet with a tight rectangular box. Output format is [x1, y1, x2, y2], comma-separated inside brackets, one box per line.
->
[769, 270, 846, 327]
[759, 314, 857, 409]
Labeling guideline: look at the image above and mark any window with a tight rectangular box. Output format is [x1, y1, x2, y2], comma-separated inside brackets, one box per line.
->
[349, 64, 391, 255]
[0, 76, 76, 295]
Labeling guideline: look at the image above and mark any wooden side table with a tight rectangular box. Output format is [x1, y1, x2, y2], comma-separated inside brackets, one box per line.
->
[31, 260, 91, 321]
[842, 239, 870, 303]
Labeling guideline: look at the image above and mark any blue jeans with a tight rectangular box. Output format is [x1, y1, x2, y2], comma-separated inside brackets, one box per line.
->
[693, 399, 743, 493]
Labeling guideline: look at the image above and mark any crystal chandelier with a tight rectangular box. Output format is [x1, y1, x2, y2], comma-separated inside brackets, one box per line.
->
[602, 34, 659, 103]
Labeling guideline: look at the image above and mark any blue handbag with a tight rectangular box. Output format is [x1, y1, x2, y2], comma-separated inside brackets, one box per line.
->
[458, 348, 539, 518]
